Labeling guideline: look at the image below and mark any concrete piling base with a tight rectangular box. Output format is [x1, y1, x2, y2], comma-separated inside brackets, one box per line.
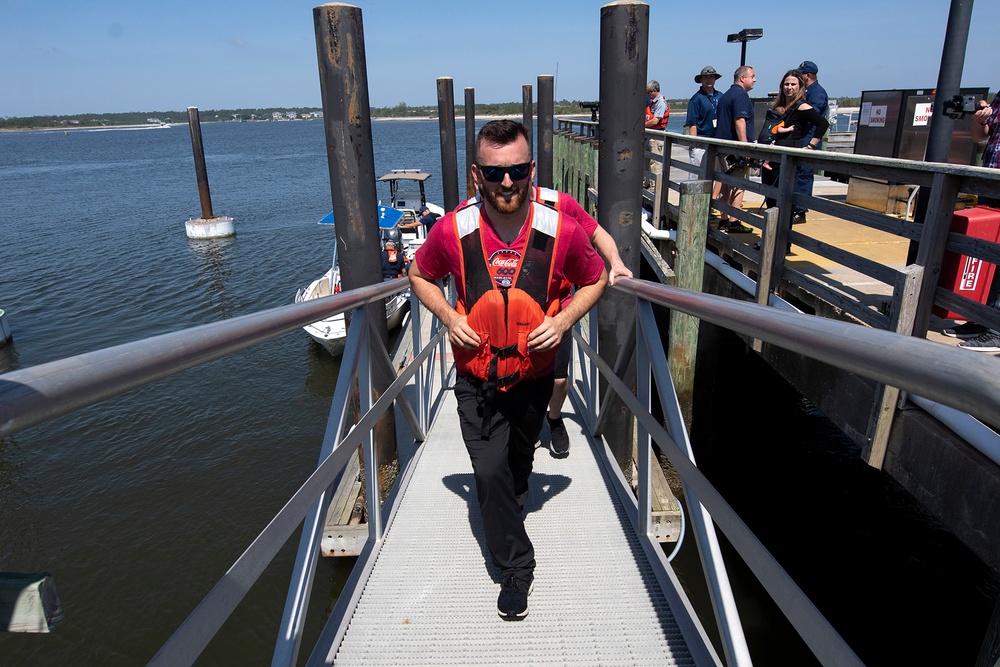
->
[185, 216, 235, 239]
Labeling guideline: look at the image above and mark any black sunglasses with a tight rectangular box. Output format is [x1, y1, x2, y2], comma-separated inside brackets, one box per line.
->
[477, 161, 532, 183]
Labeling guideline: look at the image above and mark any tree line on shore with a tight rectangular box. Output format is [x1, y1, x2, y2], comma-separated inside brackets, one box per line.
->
[2, 97, 863, 130]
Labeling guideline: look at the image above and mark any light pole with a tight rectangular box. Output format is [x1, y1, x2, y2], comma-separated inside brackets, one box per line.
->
[727, 28, 763, 67]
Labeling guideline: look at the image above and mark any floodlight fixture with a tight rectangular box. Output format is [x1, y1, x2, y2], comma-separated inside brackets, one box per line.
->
[727, 28, 764, 67]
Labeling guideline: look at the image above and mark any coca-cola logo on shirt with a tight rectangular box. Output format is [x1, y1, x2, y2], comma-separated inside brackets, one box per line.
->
[487, 249, 521, 288]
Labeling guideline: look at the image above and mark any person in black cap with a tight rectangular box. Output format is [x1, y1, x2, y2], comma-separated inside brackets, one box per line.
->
[417, 205, 440, 230]
[684, 66, 723, 177]
[793, 60, 829, 224]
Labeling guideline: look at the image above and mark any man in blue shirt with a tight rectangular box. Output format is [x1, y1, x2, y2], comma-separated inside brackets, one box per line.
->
[714, 65, 756, 233]
[794, 60, 829, 224]
[684, 65, 723, 178]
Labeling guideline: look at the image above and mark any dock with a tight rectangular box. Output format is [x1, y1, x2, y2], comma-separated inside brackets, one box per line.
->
[326, 387, 710, 665]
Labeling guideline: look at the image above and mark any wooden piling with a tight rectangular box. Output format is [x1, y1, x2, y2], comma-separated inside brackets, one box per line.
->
[670, 180, 711, 430]
[437, 77, 460, 213]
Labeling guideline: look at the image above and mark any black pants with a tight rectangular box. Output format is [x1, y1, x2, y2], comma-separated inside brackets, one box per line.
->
[454, 373, 554, 581]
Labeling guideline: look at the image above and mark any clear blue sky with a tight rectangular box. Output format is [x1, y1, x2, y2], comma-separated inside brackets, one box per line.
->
[2, 0, 997, 118]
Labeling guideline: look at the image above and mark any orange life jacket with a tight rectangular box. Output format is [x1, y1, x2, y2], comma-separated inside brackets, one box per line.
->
[453, 201, 562, 391]
[645, 102, 670, 129]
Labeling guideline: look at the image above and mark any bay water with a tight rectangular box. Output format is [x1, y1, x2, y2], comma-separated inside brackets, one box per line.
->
[0, 117, 993, 665]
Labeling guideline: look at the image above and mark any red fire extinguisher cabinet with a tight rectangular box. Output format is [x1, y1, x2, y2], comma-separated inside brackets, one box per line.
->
[934, 205, 1000, 320]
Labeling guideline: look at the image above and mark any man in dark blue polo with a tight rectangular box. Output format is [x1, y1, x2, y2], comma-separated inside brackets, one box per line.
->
[714, 65, 756, 233]
[794, 60, 829, 224]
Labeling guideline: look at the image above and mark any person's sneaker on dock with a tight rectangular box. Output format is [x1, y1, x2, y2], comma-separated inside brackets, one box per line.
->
[957, 329, 1000, 353]
[720, 221, 753, 234]
[943, 322, 988, 339]
[497, 573, 533, 621]
[547, 415, 570, 457]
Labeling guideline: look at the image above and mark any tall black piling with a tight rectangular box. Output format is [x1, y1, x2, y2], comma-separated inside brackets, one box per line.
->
[465, 87, 477, 201]
[437, 77, 460, 213]
[537, 75, 555, 188]
[187, 107, 215, 220]
[522, 84, 533, 155]
[184, 106, 234, 238]
[596, 1, 647, 470]
[313, 2, 395, 463]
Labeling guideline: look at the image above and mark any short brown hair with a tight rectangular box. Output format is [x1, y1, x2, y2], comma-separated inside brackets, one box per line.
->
[476, 120, 529, 159]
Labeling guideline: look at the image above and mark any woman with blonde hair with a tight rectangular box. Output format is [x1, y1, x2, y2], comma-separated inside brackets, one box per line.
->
[761, 69, 829, 217]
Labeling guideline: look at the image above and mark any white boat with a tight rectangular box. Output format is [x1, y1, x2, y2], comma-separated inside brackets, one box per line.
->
[295, 170, 443, 356]
[294, 262, 409, 357]
[376, 169, 445, 258]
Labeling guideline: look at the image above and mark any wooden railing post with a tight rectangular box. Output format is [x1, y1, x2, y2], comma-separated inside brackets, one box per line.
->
[912, 172, 962, 338]
[752, 207, 782, 355]
[864, 264, 924, 468]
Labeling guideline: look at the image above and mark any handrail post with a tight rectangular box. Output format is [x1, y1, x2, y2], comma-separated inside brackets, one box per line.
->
[409, 291, 427, 435]
[588, 303, 601, 433]
[273, 305, 370, 667]
[637, 298, 753, 667]
[359, 317, 383, 542]
[635, 308, 653, 535]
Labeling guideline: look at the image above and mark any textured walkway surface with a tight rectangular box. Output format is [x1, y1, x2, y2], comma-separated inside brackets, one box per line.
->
[331, 389, 702, 666]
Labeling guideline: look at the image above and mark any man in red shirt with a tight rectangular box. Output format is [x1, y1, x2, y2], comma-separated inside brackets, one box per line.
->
[410, 120, 607, 621]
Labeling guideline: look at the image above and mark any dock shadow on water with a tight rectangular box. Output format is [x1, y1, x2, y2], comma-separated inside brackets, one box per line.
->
[669, 323, 998, 666]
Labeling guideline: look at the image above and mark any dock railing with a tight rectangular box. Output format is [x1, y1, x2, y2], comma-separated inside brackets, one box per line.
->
[557, 119, 1000, 337]
[3, 268, 1000, 663]
[557, 119, 1000, 468]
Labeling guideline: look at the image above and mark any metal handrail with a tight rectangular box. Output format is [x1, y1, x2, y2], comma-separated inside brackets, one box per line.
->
[612, 277, 1000, 429]
[570, 275, 996, 665]
[0, 278, 410, 438]
[148, 285, 452, 665]
[6, 270, 999, 664]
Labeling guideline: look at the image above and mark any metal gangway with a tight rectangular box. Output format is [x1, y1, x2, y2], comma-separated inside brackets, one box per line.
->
[4, 275, 1000, 665]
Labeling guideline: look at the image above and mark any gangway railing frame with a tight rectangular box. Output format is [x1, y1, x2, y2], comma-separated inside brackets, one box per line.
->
[572, 276, 1000, 666]
[273, 285, 453, 666]
[5, 270, 1000, 665]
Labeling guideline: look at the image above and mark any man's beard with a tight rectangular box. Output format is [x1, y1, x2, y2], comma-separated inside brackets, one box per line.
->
[480, 181, 528, 215]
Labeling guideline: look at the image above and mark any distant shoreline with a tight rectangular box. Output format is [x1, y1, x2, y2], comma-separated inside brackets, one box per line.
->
[0, 114, 590, 133]
[0, 123, 180, 134]
[1, 109, 859, 134]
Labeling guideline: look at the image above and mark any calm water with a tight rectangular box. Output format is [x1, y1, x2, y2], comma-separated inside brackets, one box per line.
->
[0, 118, 448, 664]
[0, 118, 994, 665]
